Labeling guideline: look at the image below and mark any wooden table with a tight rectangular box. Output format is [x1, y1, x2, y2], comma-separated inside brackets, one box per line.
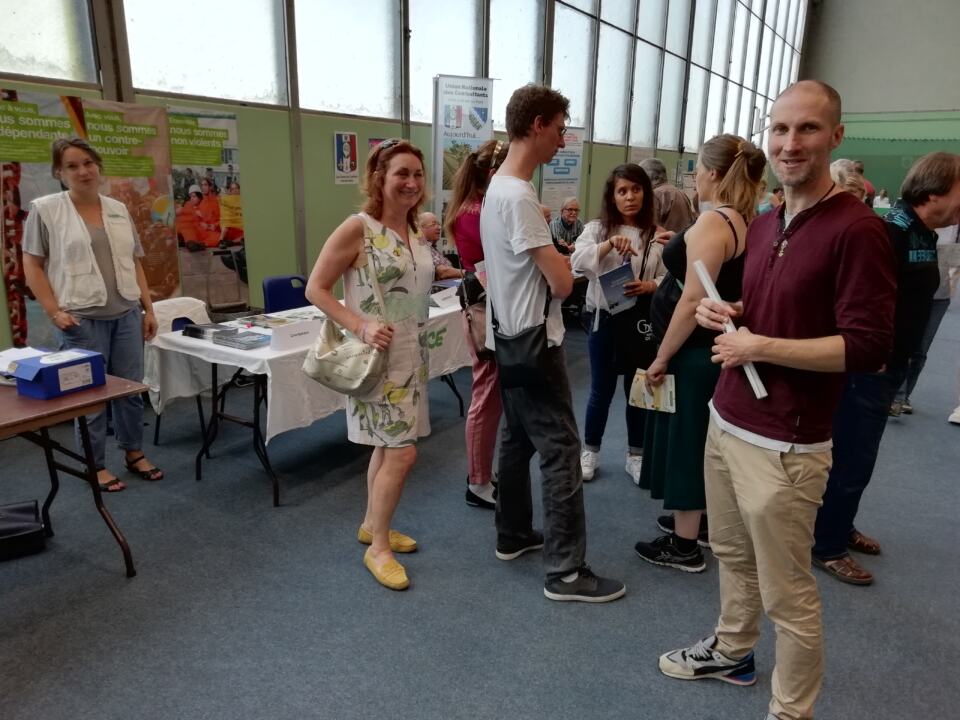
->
[0, 375, 147, 577]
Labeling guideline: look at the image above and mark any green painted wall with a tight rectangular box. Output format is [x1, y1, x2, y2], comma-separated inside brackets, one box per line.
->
[834, 110, 960, 201]
[301, 114, 401, 267]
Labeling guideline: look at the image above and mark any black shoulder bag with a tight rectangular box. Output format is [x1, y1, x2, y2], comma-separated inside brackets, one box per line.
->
[490, 284, 552, 389]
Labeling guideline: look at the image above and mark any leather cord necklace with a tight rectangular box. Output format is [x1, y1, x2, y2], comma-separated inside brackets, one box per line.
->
[775, 182, 836, 258]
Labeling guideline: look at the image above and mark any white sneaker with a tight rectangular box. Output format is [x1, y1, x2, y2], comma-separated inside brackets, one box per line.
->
[625, 454, 643, 485]
[581, 450, 599, 482]
[949, 407, 960, 425]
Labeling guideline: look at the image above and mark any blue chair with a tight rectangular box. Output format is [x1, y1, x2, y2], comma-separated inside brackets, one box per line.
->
[262, 274, 308, 312]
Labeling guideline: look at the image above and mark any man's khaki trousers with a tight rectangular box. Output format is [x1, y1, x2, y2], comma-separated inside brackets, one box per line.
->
[704, 418, 831, 720]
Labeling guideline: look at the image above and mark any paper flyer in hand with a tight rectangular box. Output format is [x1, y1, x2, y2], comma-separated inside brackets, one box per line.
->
[629, 370, 676, 413]
[474, 260, 488, 289]
[598, 263, 637, 315]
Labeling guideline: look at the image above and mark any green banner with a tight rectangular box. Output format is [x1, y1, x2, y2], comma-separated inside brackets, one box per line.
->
[169, 112, 230, 165]
[0, 100, 76, 162]
[84, 108, 160, 177]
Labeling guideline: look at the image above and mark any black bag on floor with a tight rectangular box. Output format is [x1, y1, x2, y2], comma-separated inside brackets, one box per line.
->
[0, 500, 46, 561]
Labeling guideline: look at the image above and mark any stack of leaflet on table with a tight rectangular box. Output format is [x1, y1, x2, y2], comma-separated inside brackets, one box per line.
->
[182, 323, 238, 341]
[239, 314, 295, 329]
[212, 331, 271, 350]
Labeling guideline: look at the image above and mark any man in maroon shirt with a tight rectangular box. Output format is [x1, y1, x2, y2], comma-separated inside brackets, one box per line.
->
[657, 81, 897, 720]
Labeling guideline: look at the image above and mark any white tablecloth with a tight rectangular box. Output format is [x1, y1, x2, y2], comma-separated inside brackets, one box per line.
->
[150, 304, 470, 443]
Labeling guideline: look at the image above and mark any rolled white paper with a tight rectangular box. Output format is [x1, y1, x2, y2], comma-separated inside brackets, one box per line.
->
[693, 259, 768, 400]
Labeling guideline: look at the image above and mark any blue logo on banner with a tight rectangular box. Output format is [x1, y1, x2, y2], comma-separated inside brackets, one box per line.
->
[472, 107, 488, 124]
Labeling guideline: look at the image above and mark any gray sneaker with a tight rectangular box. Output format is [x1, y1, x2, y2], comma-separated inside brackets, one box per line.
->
[543, 566, 625, 603]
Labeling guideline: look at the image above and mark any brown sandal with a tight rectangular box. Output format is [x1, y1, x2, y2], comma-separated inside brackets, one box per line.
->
[124, 454, 164, 481]
[848, 529, 881, 555]
[813, 554, 874, 586]
[96, 467, 126, 493]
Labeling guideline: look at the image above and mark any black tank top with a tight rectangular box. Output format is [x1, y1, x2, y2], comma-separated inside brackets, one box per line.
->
[660, 207, 745, 348]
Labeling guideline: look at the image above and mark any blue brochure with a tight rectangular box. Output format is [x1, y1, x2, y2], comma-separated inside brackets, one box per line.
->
[598, 262, 637, 315]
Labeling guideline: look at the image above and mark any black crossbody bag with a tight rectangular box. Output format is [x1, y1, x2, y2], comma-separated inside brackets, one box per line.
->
[611, 234, 659, 373]
[490, 284, 552, 389]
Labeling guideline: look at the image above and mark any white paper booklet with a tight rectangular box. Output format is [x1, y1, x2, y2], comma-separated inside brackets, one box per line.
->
[629, 370, 676, 413]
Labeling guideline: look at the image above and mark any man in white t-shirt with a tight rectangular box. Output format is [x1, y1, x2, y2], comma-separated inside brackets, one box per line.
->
[479, 84, 625, 603]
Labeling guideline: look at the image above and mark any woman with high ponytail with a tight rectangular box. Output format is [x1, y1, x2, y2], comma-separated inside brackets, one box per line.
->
[445, 138, 509, 509]
[634, 134, 766, 573]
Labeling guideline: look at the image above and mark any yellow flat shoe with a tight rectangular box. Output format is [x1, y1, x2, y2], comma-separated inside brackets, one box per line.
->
[356, 526, 418, 553]
[363, 548, 409, 590]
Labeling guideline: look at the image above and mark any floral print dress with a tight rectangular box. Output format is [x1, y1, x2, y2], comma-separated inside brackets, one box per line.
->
[344, 212, 433, 447]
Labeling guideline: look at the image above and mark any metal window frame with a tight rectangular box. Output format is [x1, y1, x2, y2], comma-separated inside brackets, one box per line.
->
[695, 0, 720, 146]
[675, 0, 698, 153]
[650, 7, 667, 151]
[283, 0, 308, 275]
[90, 0, 133, 101]
[400, 0, 412, 137]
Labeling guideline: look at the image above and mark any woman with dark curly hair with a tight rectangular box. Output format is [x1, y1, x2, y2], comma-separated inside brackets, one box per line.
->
[571, 163, 665, 485]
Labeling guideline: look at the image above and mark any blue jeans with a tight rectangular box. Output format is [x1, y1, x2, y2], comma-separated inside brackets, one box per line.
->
[497, 346, 587, 580]
[582, 310, 645, 452]
[813, 369, 900, 559]
[57, 309, 145, 469]
[896, 298, 950, 402]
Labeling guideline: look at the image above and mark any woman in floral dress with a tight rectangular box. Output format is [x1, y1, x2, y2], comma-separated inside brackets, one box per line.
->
[306, 139, 435, 591]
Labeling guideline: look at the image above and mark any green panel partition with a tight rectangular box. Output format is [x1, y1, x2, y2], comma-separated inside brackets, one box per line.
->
[584, 143, 627, 220]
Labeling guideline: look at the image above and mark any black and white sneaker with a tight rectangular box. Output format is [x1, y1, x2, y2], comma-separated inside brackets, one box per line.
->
[659, 635, 757, 685]
[635, 534, 706, 573]
[496, 531, 544, 560]
[466, 487, 495, 509]
[543, 566, 626, 603]
[657, 513, 710, 548]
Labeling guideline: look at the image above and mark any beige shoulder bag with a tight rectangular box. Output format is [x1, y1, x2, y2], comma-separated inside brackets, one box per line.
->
[302, 225, 387, 397]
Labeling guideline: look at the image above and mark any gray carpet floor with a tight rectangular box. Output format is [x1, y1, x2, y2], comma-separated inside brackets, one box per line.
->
[2, 306, 958, 720]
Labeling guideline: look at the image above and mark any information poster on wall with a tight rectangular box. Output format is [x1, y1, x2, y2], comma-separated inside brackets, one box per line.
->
[432, 75, 494, 220]
[334, 131, 359, 185]
[0, 89, 85, 347]
[168, 108, 246, 309]
[82, 99, 179, 302]
[541, 127, 584, 214]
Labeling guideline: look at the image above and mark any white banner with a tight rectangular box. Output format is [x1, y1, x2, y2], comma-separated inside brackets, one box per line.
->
[432, 75, 494, 223]
[541, 127, 585, 214]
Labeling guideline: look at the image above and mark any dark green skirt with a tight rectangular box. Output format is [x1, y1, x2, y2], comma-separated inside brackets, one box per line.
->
[638, 345, 720, 511]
